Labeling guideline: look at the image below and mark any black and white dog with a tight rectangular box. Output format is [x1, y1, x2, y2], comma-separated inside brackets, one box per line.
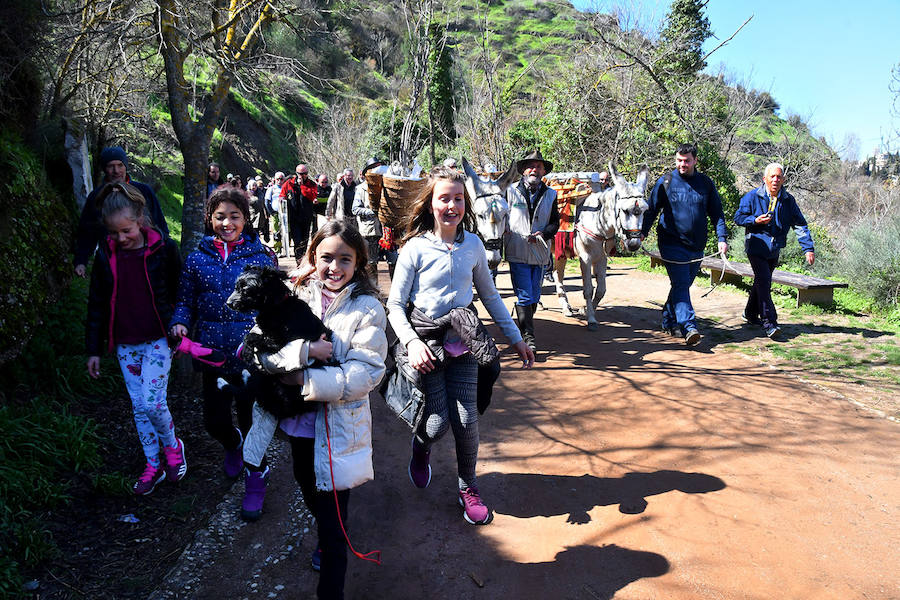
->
[218, 265, 331, 418]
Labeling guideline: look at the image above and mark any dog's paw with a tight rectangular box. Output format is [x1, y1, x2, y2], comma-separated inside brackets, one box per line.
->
[216, 377, 228, 390]
[241, 369, 251, 384]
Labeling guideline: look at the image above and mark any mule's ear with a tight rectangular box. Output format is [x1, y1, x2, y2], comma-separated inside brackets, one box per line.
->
[495, 161, 519, 192]
[462, 157, 481, 200]
[609, 161, 627, 187]
[636, 165, 650, 191]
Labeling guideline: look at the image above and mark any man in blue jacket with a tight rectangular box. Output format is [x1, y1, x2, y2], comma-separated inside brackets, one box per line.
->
[734, 163, 815, 339]
[74, 146, 170, 277]
[642, 143, 728, 345]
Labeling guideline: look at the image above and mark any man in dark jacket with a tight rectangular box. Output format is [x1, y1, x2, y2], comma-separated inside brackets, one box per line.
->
[642, 143, 728, 346]
[74, 146, 170, 277]
[279, 163, 317, 263]
[734, 163, 814, 339]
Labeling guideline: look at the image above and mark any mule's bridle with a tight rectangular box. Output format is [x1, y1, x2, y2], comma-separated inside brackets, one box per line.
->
[475, 193, 506, 251]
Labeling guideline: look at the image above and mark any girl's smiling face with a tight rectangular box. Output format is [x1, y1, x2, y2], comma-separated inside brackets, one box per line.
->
[315, 235, 358, 292]
[107, 209, 145, 250]
[210, 201, 245, 242]
[431, 180, 465, 237]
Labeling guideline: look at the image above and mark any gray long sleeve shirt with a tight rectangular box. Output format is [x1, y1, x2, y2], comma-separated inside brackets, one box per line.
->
[387, 231, 522, 347]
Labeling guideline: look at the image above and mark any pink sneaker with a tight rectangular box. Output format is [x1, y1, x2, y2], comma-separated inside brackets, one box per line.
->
[458, 486, 491, 525]
[134, 462, 166, 495]
[164, 438, 187, 482]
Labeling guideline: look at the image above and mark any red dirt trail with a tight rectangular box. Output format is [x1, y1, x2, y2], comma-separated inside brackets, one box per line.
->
[154, 263, 898, 600]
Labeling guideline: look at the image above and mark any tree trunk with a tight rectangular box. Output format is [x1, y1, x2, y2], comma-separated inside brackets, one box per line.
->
[180, 140, 211, 253]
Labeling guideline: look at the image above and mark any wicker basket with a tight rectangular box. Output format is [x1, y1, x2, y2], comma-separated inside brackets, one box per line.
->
[364, 172, 384, 215]
[380, 175, 426, 228]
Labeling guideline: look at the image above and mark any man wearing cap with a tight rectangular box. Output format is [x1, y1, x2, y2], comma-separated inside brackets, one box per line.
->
[280, 164, 318, 263]
[73, 146, 170, 277]
[641, 143, 728, 346]
[505, 149, 560, 351]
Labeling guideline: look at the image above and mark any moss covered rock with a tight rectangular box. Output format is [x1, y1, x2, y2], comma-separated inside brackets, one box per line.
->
[0, 132, 74, 364]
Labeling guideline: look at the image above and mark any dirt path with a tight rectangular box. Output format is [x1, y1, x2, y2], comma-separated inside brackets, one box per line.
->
[151, 263, 899, 600]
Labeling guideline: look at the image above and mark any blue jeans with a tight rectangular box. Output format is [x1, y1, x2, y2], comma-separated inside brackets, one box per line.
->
[660, 247, 702, 333]
[508, 261, 543, 306]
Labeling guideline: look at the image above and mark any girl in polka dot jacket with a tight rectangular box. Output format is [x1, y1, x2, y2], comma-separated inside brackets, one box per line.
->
[170, 186, 277, 477]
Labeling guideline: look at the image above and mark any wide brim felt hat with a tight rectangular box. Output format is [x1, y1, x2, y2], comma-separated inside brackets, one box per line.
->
[361, 157, 384, 175]
[516, 149, 552, 174]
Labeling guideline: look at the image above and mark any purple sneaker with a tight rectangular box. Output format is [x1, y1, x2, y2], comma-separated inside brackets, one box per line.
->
[223, 428, 243, 478]
[133, 462, 166, 496]
[163, 437, 187, 482]
[241, 467, 269, 521]
[408, 438, 432, 489]
[458, 486, 491, 525]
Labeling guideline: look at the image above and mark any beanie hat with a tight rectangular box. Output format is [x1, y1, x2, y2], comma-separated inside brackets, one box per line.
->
[100, 146, 129, 170]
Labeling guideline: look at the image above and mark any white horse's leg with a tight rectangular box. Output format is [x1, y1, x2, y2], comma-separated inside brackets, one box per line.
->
[581, 257, 599, 331]
[553, 257, 576, 316]
[592, 252, 607, 312]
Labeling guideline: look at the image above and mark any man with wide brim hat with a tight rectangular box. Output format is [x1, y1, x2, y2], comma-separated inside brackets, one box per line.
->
[516, 149, 552, 175]
[505, 149, 560, 351]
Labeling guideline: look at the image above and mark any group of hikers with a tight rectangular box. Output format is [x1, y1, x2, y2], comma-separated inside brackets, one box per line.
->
[76, 142, 814, 599]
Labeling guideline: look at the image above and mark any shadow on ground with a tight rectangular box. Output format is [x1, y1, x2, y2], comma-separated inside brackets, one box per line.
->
[481, 470, 725, 522]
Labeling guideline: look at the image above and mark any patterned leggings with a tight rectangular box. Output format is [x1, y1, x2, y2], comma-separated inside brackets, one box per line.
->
[416, 354, 479, 490]
[116, 338, 177, 467]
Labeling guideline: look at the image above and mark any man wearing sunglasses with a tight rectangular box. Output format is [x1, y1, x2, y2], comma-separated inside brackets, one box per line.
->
[280, 164, 318, 264]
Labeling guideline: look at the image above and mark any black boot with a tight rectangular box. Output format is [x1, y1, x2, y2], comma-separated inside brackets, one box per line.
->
[515, 304, 536, 351]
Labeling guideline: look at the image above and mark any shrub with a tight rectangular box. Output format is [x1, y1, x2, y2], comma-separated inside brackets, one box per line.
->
[837, 215, 900, 307]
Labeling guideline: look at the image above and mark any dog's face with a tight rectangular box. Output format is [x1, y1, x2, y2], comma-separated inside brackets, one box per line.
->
[226, 265, 289, 313]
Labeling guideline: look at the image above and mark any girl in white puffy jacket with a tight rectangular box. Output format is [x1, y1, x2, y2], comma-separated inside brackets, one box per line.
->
[243, 220, 387, 600]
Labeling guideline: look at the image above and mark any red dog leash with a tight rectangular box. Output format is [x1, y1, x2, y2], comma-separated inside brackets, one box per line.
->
[323, 404, 382, 565]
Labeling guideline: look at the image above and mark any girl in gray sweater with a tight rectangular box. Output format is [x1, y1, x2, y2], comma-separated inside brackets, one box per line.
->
[387, 166, 534, 524]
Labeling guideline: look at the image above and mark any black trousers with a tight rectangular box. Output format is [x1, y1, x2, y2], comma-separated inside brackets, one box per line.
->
[746, 253, 779, 328]
[201, 371, 252, 449]
[290, 217, 313, 262]
[289, 436, 350, 600]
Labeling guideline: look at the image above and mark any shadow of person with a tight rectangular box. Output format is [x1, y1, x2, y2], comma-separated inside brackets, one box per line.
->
[501, 543, 669, 600]
[480, 470, 726, 523]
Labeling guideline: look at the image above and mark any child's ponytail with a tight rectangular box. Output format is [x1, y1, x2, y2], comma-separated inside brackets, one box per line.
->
[97, 182, 151, 228]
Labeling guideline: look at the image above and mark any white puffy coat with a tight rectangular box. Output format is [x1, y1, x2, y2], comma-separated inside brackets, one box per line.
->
[261, 280, 387, 491]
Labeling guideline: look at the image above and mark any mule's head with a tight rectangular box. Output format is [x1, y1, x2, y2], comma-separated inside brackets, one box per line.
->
[463, 158, 516, 269]
[608, 162, 650, 253]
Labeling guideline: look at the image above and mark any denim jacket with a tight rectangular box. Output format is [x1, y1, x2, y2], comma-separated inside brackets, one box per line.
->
[734, 185, 813, 258]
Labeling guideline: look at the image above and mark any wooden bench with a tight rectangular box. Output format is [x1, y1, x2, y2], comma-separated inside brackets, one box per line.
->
[646, 250, 848, 307]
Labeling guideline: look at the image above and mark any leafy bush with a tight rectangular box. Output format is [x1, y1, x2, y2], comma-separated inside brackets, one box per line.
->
[0, 397, 102, 597]
[0, 276, 122, 398]
[837, 215, 900, 307]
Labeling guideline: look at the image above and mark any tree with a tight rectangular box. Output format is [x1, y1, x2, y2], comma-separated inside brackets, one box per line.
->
[156, 0, 281, 252]
[657, 0, 711, 78]
[427, 22, 456, 160]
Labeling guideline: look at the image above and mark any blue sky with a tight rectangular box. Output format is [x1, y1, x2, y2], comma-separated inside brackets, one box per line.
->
[570, 0, 900, 160]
